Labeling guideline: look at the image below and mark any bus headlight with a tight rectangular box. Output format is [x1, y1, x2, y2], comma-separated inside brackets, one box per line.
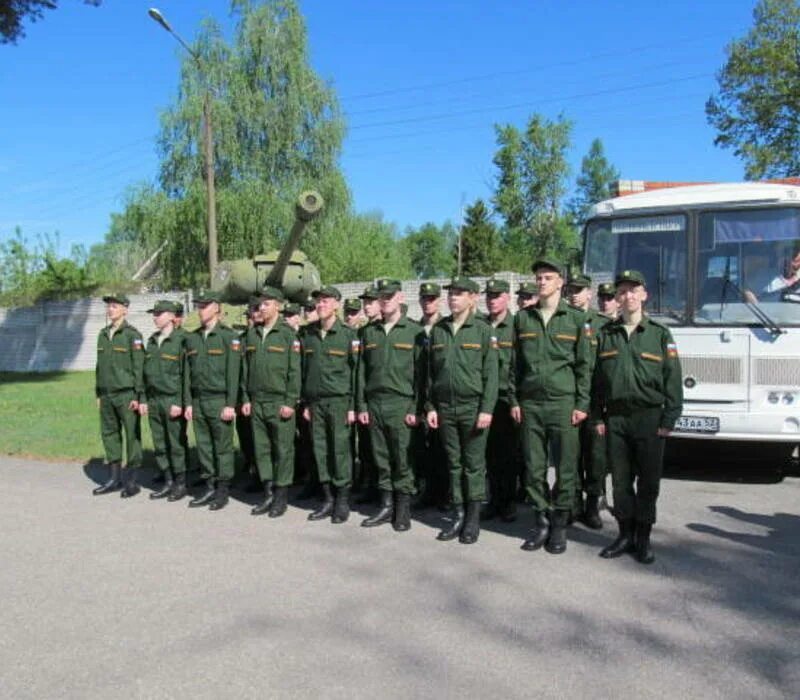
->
[782, 393, 795, 405]
[768, 392, 780, 404]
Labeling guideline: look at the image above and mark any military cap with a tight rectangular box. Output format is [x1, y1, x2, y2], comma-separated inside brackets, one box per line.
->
[485, 278, 510, 294]
[615, 269, 646, 287]
[174, 302, 185, 316]
[444, 276, 479, 293]
[283, 302, 301, 316]
[358, 285, 380, 300]
[102, 292, 130, 306]
[146, 300, 180, 314]
[343, 298, 362, 313]
[566, 274, 592, 289]
[193, 291, 222, 305]
[311, 285, 342, 301]
[247, 293, 264, 308]
[517, 281, 538, 296]
[376, 278, 402, 295]
[301, 298, 317, 311]
[597, 282, 616, 297]
[418, 281, 441, 297]
[260, 285, 285, 302]
[531, 258, 564, 276]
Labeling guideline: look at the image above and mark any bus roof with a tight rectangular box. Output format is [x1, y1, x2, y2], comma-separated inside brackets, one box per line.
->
[588, 182, 800, 218]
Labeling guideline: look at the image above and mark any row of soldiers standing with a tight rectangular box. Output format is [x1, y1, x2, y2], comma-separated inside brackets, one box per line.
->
[93, 258, 682, 563]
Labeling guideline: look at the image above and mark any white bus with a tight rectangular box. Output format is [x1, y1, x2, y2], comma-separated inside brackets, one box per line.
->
[583, 182, 800, 467]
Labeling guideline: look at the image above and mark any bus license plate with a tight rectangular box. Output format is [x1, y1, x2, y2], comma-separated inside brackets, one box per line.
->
[675, 416, 720, 434]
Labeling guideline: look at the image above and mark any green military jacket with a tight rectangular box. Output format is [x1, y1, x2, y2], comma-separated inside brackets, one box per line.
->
[570, 306, 612, 372]
[590, 315, 684, 430]
[489, 310, 514, 404]
[240, 320, 301, 406]
[509, 299, 591, 412]
[143, 327, 185, 402]
[425, 312, 499, 415]
[95, 320, 145, 400]
[356, 314, 425, 413]
[184, 322, 242, 407]
[301, 318, 359, 409]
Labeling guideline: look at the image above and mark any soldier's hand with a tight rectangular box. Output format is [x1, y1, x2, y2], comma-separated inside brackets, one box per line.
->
[241, 402, 252, 417]
[358, 411, 370, 425]
[426, 410, 438, 429]
[302, 406, 311, 422]
[475, 412, 492, 430]
[169, 405, 182, 419]
[184, 406, 193, 421]
[346, 410, 356, 425]
[510, 405, 522, 424]
[595, 422, 606, 437]
[138, 403, 149, 417]
[279, 405, 295, 419]
[129, 400, 139, 412]
[404, 414, 418, 427]
[656, 427, 671, 437]
[571, 410, 588, 426]
[221, 406, 236, 422]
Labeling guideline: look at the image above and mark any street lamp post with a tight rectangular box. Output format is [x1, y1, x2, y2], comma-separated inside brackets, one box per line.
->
[148, 8, 218, 279]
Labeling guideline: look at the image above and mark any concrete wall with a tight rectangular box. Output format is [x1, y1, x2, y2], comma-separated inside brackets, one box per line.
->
[0, 273, 533, 373]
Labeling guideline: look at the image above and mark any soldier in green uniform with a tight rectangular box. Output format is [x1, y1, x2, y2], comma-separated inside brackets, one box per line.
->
[236, 304, 258, 491]
[140, 300, 188, 500]
[481, 277, 518, 522]
[591, 270, 683, 564]
[425, 276, 499, 544]
[301, 285, 359, 523]
[282, 303, 302, 332]
[566, 273, 609, 529]
[516, 281, 539, 310]
[343, 298, 363, 329]
[94, 293, 145, 497]
[357, 279, 425, 532]
[184, 292, 242, 511]
[294, 299, 320, 500]
[171, 302, 191, 485]
[241, 287, 301, 518]
[596, 282, 619, 320]
[509, 260, 591, 555]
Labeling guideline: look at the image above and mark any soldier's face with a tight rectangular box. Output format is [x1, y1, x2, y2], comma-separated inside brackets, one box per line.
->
[284, 313, 300, 331]
[486, 291, 509, 317]
[419, 295, 439, 317]
[598, 295, 618, 316]
[535, 271, 563, 299]
[363, 298, 381, 320]
[197, 302, 217, 326]
[304, 308, 318, 323]
[379, 291, 402, 317]
[616, 283, 647, 314]
[249, 304, 262, 324]
[106, 302, 126, 323]
[153, 311, 175, 330]
[567, 286, 591, 309]
[447, 289, 472, 315]
[316, 295, 339, 321]
[259, 298, 280, 324]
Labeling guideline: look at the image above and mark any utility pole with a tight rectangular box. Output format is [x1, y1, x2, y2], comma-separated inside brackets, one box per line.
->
[148, 8, 217, 279]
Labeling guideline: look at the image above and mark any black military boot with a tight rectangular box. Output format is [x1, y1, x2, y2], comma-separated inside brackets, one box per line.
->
[268, 486, 289, 518]
[251, 481, 274, 516]
[332, 486, 351, 524]
[635, 523, 655, 565]
[362, 490, 393, 527]
[308, 483, 334, 521]
[459, 501, 481, 544]
[209, 480, 230, 511]
[546, 510, 568, 554]
[480, 501, 499, 521]
[188, 479, 216, 508]
[521, 510, 550, 551]
[393, 493, 411, 532]
[437, 504, 465, 541]
[499, 498, 517, 523]
[600, 519, 636, 558]
[150, 470, 174, 499]
[167, 472, 187, 501]
[120, 467, 141, 498]
[583, 495, 603, 530]
[93, 461, 121, 495]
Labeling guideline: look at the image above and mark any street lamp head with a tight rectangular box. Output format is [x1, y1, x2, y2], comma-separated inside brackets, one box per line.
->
[148, 8, 172, 33]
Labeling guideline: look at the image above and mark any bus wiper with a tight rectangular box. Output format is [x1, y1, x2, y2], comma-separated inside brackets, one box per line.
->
[721, 275, 784, 336]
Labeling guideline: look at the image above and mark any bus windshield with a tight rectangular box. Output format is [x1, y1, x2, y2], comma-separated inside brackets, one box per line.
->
[695, 208, 800, 326]
[584, 214, 688, 324]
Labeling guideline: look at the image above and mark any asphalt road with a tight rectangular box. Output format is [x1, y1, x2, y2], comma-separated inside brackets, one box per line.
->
[1, 456, 798, 699]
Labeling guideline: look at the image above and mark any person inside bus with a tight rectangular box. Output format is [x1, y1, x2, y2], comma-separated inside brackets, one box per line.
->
[744, 243, 800, 303]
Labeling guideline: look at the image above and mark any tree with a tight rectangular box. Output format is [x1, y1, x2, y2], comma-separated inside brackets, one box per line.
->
[458, 199, 501, 275]
[402, 221, 456, 278]
[1, 1, 101, 44]
[706, 0, 800, 178]
[492, 113, 576, 269]
[567, 138, 619, 225]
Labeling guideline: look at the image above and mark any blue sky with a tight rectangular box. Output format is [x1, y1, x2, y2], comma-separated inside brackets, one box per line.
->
[0, 0, 758, 254]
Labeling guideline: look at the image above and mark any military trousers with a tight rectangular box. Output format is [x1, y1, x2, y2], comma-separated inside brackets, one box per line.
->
[192, 394, 235, 483]
[309, 397, 352, 489]
[487, 400, 518, 507]
[520, 398, 579, 512]
[251, 398, 296, 487]
[147, 394, 186, 474]
[606, 407, 665, 525]
[236, 412, 255, 472]
[355, 422, 375, 489]
[99, 389, 142, 468]
[437, 400, 488, 505]
[575, 420, 607, 506]
[368, 394, 416, 495]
